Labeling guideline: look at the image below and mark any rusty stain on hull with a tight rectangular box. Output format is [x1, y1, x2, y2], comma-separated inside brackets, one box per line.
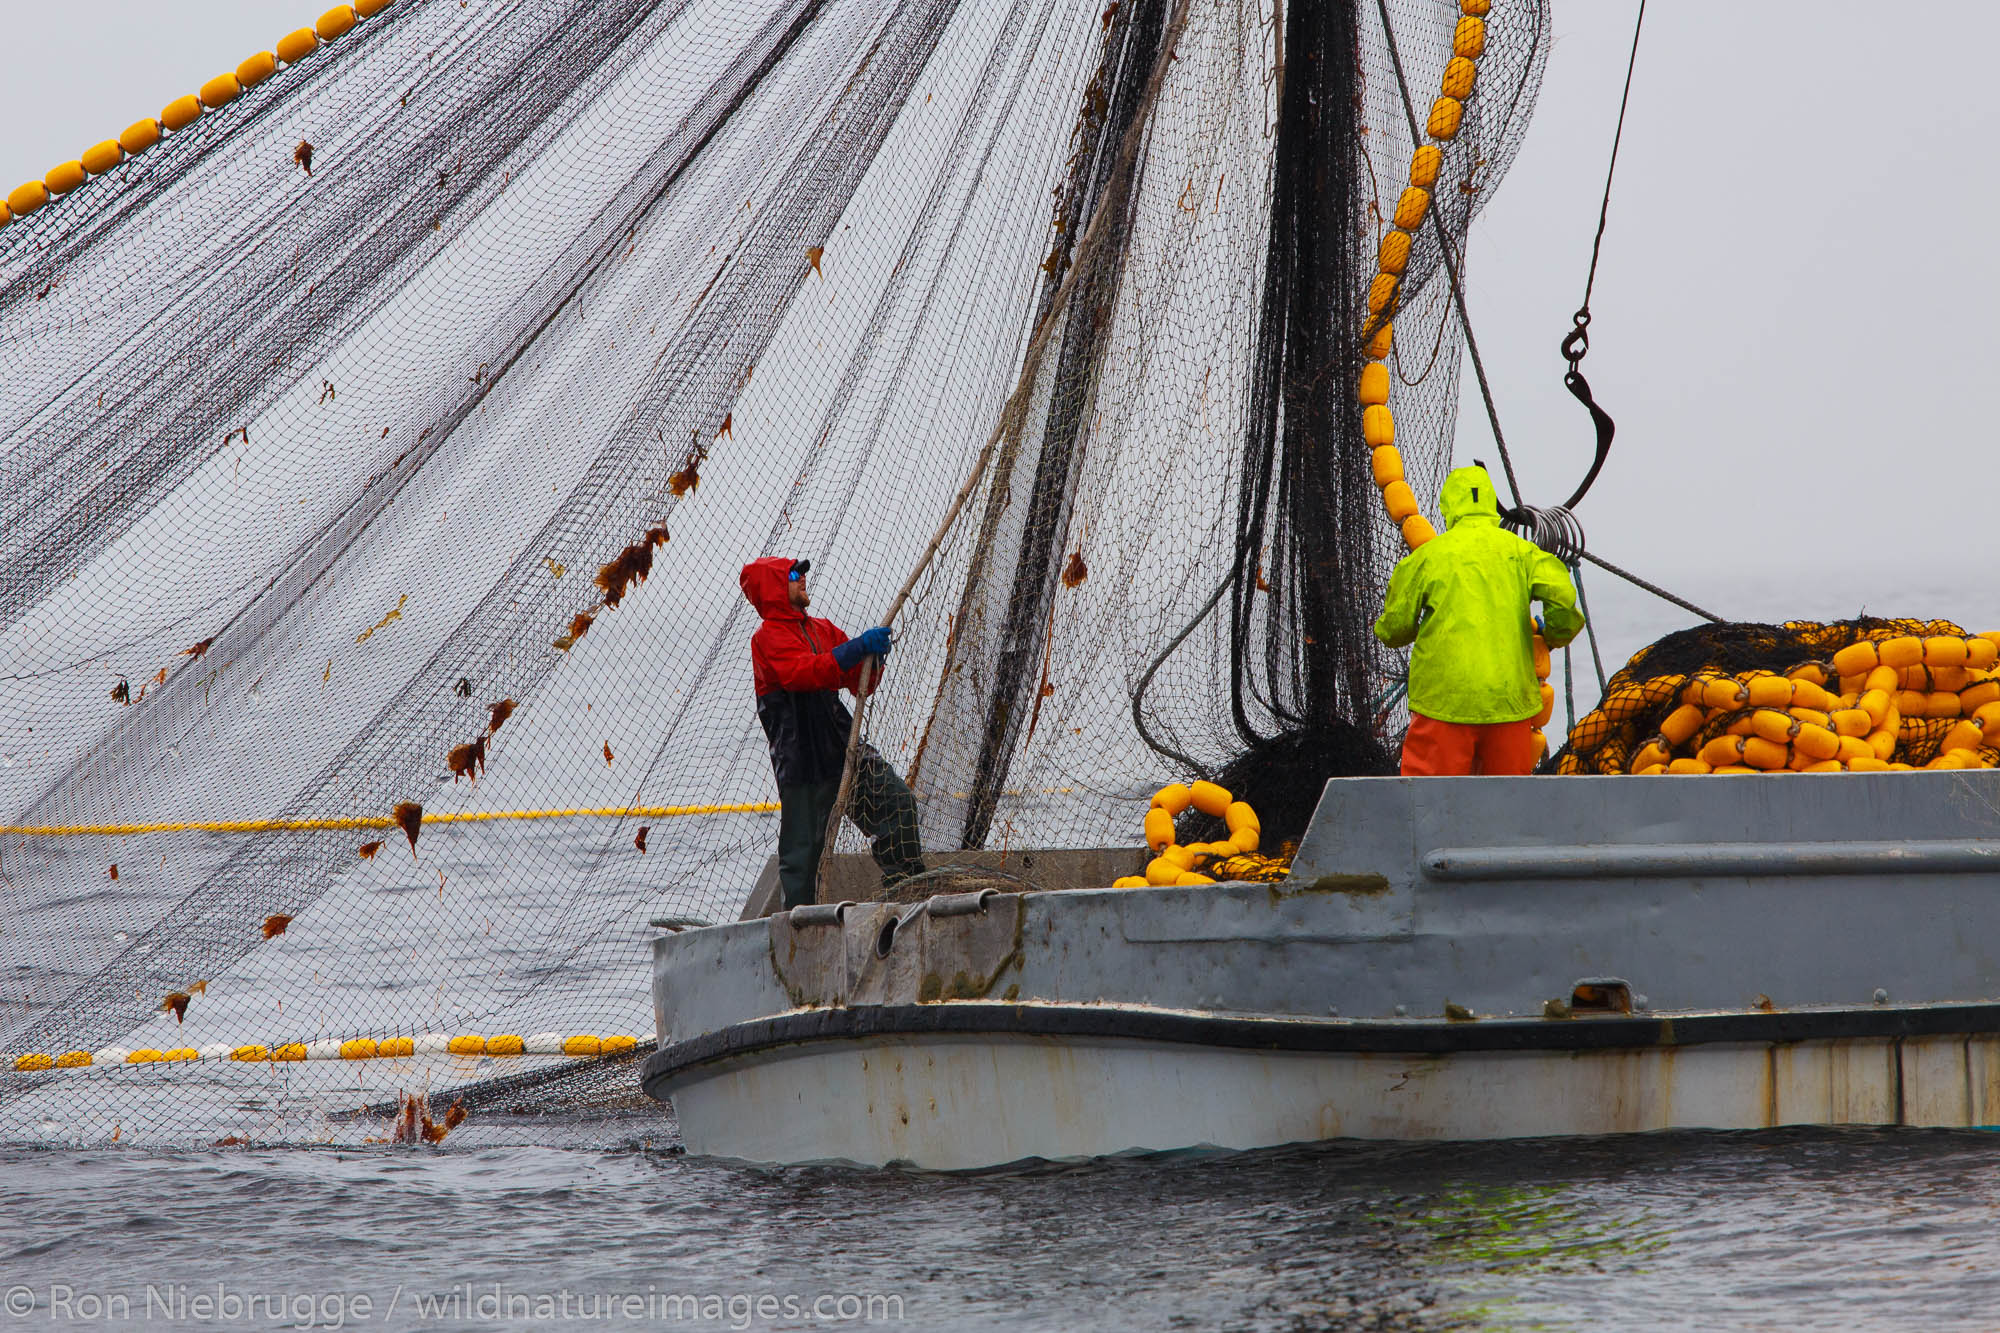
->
[1291, 873, 1392, 897]
[768, 894, 1025, 1009]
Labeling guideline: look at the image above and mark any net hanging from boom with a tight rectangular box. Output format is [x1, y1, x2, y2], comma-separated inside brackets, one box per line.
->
[0, 0, 1546, 1146]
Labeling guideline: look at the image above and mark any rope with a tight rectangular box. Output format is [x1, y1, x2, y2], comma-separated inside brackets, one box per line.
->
[1577, 0, 1648, 315]
[1578, 549, 1722, 625]
[1129, 535, 1250, 779]
[0, 802, 779, 838]
[1571, 561, 1609, 694]
[1562, 630, 1575, 755]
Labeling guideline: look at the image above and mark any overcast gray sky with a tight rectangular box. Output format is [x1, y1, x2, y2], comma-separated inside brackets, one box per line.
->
[6, 0, 1995, 716]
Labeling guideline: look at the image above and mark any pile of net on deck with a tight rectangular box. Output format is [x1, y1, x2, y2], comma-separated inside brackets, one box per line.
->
[0, 0, 1546, 1145]
[1550, 619, 2000, 776]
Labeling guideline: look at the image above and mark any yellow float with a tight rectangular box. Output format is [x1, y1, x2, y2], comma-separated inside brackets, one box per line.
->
[3, 0, 404, 224]
[1116, 783, 1270, 887]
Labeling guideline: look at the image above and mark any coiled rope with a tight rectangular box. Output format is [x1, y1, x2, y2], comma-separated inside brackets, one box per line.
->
[1502, 504, 1585, 566]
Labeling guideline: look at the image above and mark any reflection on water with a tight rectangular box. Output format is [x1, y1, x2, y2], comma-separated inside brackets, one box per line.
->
[4, 1125, 2000, 1330]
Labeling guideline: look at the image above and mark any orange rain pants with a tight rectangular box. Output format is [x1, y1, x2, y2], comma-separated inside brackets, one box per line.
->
[1399, 711, 1537, 777]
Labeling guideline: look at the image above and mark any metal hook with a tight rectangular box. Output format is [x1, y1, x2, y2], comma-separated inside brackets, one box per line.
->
[1560, 309, 1591, 367]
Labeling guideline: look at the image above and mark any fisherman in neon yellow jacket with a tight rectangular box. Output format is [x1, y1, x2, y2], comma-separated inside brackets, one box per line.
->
[1373, 464, 1584, 776]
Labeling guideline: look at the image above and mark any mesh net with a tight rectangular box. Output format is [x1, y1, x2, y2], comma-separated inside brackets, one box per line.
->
[0, 0, 1547, 1145]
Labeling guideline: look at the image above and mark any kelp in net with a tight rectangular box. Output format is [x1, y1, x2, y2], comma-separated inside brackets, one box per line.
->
[0, 0, 1546, 1146]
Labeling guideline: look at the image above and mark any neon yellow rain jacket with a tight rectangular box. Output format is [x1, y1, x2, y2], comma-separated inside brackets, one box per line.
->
[1372, 466, 1585, 725]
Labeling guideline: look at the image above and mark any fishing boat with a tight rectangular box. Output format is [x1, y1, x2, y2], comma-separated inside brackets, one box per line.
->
[642, 768, 2000, 1168]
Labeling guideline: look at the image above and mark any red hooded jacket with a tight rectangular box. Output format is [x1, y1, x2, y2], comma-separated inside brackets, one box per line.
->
[741, 557, 880, 787]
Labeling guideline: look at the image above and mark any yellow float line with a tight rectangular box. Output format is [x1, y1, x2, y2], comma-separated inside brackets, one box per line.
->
[1, 803, 779, 838]
[10, 1031, 652, 1073]
[3, 1, 398, 228]
[1358, 0, 1492, 557]
[1353, 6, 1553, 759]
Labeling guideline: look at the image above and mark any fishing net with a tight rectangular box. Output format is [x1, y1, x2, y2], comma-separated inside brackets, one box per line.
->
[0, 0, 1546, 1146]
[1548, 619, 2000, 776]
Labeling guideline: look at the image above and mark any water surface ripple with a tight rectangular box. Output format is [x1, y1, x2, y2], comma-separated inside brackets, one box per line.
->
[5, 1124, 1999, 1330]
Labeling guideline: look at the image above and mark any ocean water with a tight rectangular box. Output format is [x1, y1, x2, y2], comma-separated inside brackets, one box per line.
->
[5, 1124, 2000, 1330]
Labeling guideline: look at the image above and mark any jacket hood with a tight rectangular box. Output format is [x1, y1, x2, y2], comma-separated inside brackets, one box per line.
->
[741, 557, 804, 620]
[1439, 465, 1501, 529]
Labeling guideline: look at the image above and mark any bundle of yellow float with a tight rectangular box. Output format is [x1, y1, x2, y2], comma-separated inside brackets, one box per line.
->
[1112, 780, 1286, 887]
[1557, 620, 2000, 775]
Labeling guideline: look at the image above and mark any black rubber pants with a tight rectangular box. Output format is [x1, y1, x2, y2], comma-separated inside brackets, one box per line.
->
[776, 748, 925, 909]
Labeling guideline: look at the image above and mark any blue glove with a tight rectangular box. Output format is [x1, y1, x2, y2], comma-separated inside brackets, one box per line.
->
[1533, 615, 1547, 638]
[832, 626, 892, 671]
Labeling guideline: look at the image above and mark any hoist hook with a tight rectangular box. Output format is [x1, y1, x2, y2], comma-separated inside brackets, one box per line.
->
[1558, 308, 1613, 512]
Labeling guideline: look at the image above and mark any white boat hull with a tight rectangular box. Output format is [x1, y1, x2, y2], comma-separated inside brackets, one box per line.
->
[662, 1013, 2000, 1169]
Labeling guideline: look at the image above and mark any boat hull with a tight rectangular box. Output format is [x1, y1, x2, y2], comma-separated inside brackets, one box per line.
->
[649, 1002, 2000, 1168]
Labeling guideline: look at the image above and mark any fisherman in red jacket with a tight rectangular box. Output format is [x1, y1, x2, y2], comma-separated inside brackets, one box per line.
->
[741, 556, 926, 908]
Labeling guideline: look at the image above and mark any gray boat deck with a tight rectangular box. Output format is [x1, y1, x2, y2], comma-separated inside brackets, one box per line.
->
[656, 771, 2000, 1047]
